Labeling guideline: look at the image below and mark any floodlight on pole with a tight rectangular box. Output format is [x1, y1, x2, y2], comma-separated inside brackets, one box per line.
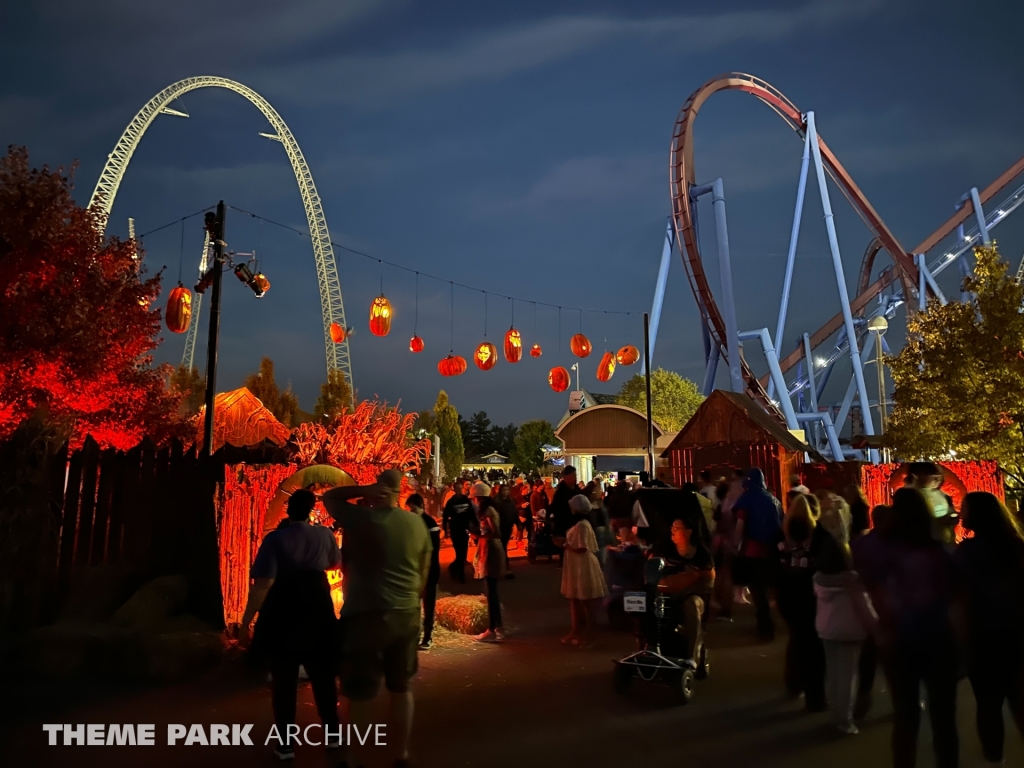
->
[867, 315, 889, 447]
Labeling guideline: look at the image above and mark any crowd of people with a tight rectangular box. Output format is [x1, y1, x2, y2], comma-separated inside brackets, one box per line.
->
[699, 461, 1024, 768]
[238, 460, 1024, 768]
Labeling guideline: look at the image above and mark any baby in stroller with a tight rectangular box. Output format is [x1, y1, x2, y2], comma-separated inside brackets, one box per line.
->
[614, 489, 715, 703]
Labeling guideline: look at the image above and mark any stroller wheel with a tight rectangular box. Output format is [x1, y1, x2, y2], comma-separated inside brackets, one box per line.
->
[696, 647, 710, 680]
[613, 662, 633, 694]
[674, 669, 696, 705]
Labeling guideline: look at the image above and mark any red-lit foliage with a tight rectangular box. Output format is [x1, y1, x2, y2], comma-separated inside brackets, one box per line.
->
[861, 460, 1003, 542]
[289, 400, 432, 484]
[0, 147, 184, 448]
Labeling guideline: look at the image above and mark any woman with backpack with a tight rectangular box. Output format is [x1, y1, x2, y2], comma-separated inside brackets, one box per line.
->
[813, 533, 877, 734]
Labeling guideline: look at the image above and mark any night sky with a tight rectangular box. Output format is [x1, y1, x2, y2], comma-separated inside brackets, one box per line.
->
[3, 0, 1023, 426]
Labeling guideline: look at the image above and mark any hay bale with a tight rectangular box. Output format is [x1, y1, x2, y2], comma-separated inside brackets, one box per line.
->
[434, 594, 494, 635]
[112, 575, 188, 629]
[140, 631, 224, 681]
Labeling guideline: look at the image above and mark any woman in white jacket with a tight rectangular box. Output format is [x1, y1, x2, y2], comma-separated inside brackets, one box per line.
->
[813, 535, 877, 734]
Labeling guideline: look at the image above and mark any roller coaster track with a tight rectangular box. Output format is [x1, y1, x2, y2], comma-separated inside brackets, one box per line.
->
[89, 76, 353, 392]
[670, 72, 1024, 407]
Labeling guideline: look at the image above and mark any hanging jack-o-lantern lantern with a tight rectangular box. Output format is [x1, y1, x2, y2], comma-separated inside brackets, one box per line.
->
[475, 341, 498, 370]
[504, 327, 523, 363]
[409, 335, 425, 353]
[438, 354, 467, 377]
[570, 333, 592, 358]
[330, 322, 347, 343]
[596, 351, 616, 383]
[165, 283, 192, 334]
[616, 345, 640, 366]
[548, 366, 570, 392]
[369, 295, 392, 336]
[530, 343, 543, 358]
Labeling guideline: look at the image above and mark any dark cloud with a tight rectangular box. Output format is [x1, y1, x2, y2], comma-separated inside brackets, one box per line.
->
[2, 0, 1022, 426]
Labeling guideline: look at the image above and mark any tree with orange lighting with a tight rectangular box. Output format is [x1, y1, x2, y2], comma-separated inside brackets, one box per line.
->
[0, 147, 184, 449]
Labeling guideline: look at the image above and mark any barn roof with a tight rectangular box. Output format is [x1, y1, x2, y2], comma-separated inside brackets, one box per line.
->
[660, 390, 812, 457]
[555, 403, 664, 456]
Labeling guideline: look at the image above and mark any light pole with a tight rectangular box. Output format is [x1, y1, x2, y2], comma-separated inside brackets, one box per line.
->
[570, 362, 580, 393]
[867, 315, 889, 459]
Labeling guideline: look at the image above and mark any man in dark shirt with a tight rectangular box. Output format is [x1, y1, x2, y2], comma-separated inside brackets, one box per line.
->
[549, 465, 578, 537]
[442, 478, 473, 583]
[241, 489, 341, 761]
[548, 466, 579, 566]
[407, 493, 440, 650]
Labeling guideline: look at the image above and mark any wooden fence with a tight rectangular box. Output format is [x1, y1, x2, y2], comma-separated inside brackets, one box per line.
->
[43, 436, 224, 627]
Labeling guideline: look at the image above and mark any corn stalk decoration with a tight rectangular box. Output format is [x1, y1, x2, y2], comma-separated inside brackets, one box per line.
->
[289, 400, 431, 484]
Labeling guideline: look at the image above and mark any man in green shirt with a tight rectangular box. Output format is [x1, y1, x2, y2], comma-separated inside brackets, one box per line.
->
[322, 469, 431, 768]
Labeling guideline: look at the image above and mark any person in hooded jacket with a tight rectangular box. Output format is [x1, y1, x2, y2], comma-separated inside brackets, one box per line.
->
[733, 468, 784, 640]
[814, 533, 877, 735]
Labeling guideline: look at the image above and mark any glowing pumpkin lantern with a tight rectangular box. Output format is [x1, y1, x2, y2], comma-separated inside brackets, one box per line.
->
[409, 335, 425, 353]
[530, 343, 543, 358]
[369, 295, 392, 337]
[330, 322, 347, 343]
[475, 341, 498, 370]
[438, 354, 467, 377]
[548, 366, 570, 392]
[570, 333, 592, 358]
[616, 345, 640, 366]
[504, 327, 523, 363]
[165, 283, 192, 334]
[596, 351, 616, 382]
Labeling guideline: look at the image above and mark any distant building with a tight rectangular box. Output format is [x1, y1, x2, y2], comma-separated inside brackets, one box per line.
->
[462, 451, 514, 474]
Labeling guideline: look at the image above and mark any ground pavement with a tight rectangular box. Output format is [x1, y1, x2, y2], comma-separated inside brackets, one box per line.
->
[3, 541, 1020, 768]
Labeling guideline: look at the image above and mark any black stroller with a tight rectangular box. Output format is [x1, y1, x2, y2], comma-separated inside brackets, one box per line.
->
[612, 488, 712, 704]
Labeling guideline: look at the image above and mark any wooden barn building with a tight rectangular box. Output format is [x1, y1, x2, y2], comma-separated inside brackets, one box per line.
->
[659, 390, 816, 499]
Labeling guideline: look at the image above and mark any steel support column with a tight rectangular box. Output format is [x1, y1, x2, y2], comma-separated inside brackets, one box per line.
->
[644, 219, 674, 374]
[769, 127, 811, 399]
[806, 111, 875, 437]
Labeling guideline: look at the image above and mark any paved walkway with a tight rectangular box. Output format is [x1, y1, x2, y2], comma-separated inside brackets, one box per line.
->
[3, 549, 1021, 767]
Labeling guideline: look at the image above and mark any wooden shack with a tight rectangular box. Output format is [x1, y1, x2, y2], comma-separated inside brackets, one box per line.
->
[660, 390, 814, 499]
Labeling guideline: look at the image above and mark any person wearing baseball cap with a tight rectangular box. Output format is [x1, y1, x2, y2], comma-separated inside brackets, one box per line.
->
[322, 469, 431, 767]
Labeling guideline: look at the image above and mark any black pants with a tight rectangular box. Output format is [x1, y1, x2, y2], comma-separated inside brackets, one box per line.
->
[882, 636, 959, 768]
[422, 580, 438, 642]
[969, 651, 1024, 763]
[745, 557, 775, 639]
[485, 576, 502, 631]
[450, 532, 469, 582]
[500, 529, 512, 570]
[270, 651, 339, 742]
[779, 602, 825, 708]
